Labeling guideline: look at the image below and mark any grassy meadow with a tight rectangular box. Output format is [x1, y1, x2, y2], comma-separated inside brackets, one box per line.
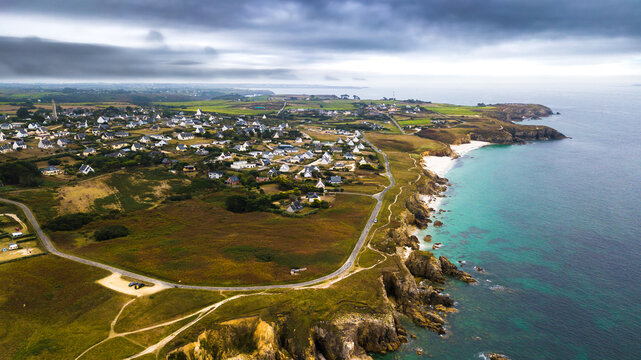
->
[0, 256, 131, 359]
[51, 194, 376, 285]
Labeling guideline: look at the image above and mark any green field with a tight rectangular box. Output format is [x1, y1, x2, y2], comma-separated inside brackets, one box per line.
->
[153, 99, 281, 115]
[0, 256, 131, 359]
[427, 104, 494, 116]
[51, 194, 376, 286]
[398, 118, 433, 126]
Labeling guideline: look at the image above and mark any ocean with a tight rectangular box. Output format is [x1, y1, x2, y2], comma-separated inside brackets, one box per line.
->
[371, 83, 641, 359]
[272, 81, 641, 359]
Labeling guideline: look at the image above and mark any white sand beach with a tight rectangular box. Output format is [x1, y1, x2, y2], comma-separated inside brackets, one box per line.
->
[420, 141, 490, 212]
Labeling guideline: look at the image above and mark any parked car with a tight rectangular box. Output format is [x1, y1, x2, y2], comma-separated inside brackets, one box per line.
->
[128, 282, 138, 287]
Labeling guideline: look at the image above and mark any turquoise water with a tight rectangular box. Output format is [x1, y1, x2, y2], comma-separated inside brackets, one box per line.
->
[375, 85, 641, 359]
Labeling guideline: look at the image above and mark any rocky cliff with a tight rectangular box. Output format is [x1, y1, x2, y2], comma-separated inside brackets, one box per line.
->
[167, 311, 407, 360]
[470, 123, 566, 144]
[480, 103, 554, 122]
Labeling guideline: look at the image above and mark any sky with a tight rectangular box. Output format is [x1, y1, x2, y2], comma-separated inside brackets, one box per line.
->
[1, 0, 640, 85]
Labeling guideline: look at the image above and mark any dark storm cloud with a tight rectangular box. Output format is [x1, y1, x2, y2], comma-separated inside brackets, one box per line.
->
[0, 36, 295, 80]
[4, 0, 641, 51]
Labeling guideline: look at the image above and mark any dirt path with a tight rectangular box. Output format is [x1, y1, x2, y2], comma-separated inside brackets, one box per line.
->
[0, 213, 27, 232]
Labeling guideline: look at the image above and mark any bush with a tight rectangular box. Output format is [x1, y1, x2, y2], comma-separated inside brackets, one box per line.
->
[167, 194, 192, 202]
[225, 194, 274, 213]
[0, 161, 43, 187]
[225, 195, 250, 213]
[44, 213, 93, 231]
[309, 200, 330, 209]
[94, 225, 130, 241]
[358, 163, 377, 171]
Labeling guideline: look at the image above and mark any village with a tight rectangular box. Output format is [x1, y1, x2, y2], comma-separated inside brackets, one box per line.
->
[0, 98, 397, 217]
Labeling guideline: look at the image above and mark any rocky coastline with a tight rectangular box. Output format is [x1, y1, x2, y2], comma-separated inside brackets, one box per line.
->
[167, 166, 476, 360]
[166, 104, 568, 359]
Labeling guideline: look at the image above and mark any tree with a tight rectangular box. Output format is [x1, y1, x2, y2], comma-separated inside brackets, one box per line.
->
[44, 213, 94, 231]
[95, 225, 130, 241]
[16, 108, 30, 119]
[225, 195, 249, 213]
[0, 161, 43, 187]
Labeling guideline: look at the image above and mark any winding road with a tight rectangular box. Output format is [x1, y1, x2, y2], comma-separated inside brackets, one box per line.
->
[386, 114, 405, 134]
[0, 140, 394, 291]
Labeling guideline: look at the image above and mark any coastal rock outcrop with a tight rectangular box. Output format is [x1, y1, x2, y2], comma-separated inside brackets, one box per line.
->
[404, 251, 477, 284]
[439, 256, 476, 283]
[386, 225, 419, 250]
[311, 312, 406, 359]
[485, 353, 511, 360]
[167, 313, 407, 360]
[405, 194, 432, 229]
[415, 169, 448, 196]
[404, 251, 446, 283]
[381, 269, 448, 334]
[167, 317, 286, 360]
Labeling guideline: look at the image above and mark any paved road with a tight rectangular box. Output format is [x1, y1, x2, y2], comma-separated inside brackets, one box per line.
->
[277, 101, 287, 115]
[0, 140, 393, 291]
[386, 114, 405, 134]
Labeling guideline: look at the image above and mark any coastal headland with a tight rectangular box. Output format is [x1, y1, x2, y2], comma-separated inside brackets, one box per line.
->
[0, 91, 564, 359]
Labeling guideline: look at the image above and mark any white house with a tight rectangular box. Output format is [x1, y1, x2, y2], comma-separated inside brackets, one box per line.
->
[231, 161, 257, 170]
[82, 147, 96, 156]
[0, 131, 5, 141]
[15, 129, 29, 138]
[279, 164, 290, 173]
[57, 138, 70, 147]
[12, 141, 27, 150]
[307, 192, 321, 203]
[208, 171, 224, 179]
[78, 164, 95, 175]
[316, 179, 325, 189]
[177, 132, 194, 140]
[320, 152, 332, 165]
[38, 139, 54, 149]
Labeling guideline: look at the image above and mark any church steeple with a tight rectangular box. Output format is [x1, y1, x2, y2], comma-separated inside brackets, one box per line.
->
[52, 99, 58, 120]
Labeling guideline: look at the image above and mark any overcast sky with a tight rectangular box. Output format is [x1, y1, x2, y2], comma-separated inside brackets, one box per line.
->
[1, 0, 640, 84]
